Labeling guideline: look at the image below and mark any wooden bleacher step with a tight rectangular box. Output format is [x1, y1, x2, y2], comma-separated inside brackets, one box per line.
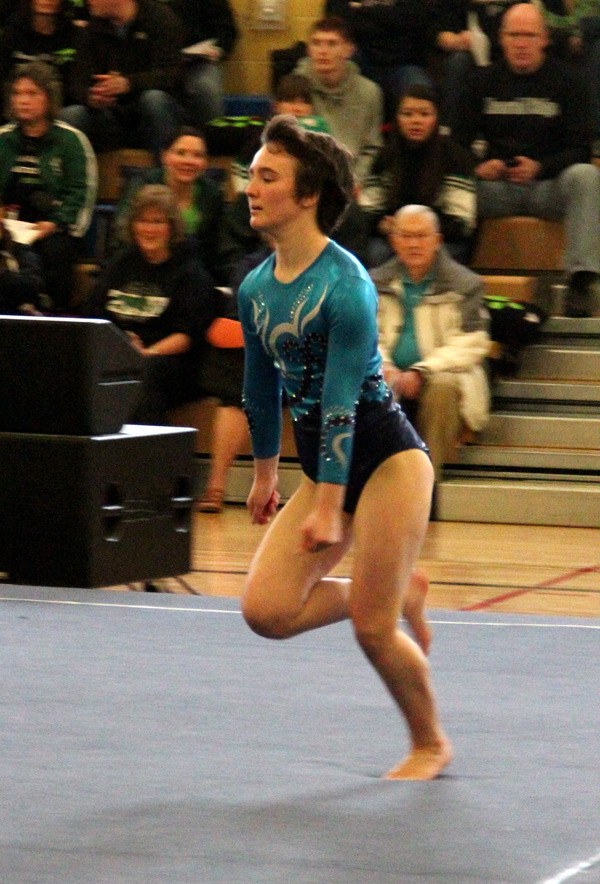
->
[437, 478, 600, 527]
[493, 379, 600, 413]
[451, 443, 600, 473]
[543, 315, 600, 340]
[472, 217, 565, 272]
[436, 312, 600, 526]
[481, 274, 536, 302]
[518, 345, 600, 381]
[474, 412, 600, 449]
[195, 457, 301, 505]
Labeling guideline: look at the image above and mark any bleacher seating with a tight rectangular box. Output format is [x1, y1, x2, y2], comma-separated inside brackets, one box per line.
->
[81, 144, 544, 462]
[78, 129, 562, 474]
[96, 148, 154, 203]
[222, 94, 271, 118]
[472, 217, 565, 272]
[481, 274, 535, 302]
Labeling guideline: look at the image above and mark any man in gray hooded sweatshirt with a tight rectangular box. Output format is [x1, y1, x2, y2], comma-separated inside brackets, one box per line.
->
[294, 16, 383, 187]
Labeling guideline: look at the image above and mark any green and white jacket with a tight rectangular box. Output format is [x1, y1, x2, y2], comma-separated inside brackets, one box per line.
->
[0, 120, 97, 238]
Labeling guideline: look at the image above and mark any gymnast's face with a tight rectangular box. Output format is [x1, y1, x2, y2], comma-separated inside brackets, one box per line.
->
[246, 143, 317, 236]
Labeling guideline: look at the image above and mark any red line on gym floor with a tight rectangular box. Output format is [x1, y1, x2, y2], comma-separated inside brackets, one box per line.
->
[460, 565, 600, 611]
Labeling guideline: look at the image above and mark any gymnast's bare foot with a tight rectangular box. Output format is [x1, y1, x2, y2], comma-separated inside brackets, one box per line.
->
[384, 738, 453, 781]
[402, 570, 432, 655]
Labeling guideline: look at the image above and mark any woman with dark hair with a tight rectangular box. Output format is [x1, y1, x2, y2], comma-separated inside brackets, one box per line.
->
[239, 116, 451, 780]
[0, 60, 96, 312]
[0, 0, 81, 102]
[87, 184, 248, 514]
[364, 82, 477, 263]
[115, 126, 225, 282]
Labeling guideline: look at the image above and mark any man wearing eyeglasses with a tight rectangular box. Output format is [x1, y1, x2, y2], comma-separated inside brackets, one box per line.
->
[454, 2, 600, 317]
[372, 204, 491, 485]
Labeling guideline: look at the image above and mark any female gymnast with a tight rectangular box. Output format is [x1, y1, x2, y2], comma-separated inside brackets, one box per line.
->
[238, 115, 452, 780]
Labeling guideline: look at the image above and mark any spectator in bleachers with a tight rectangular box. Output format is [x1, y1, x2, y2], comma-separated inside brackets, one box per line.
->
[0, 0, 14, 26]
[0, 61, 97, 312]
[537, 0, 600, 143]
[218, 81, 370, 275]
[436, 0, 525, 69]
[293, 16, 383, 188]
[269, 74, 329, 133]
[323, 0, 436, 120]
[372, 204, 490, 484]
[86, 184, 248, 513]
[435, 0, 572, 133]
[61, 0, 184, 160]
[114, 126, 225, 282]
[0, 0, 82, 105]
[361, 83, 477, 265]
[0, 204, 44, 314]
[163, 0, 238, 128]
[453, 2, 600, 318]
[230, 75, 330, 196]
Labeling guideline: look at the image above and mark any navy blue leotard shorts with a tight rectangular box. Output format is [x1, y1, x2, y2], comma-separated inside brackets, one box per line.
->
[293, 393, 428, 514]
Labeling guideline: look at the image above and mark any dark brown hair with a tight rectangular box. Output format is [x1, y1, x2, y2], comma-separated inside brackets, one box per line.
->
[7, 61, 63, 121]
[386, 83, 443, 209]
[261, 114, 354, 235]
[163, 125, 207, 152]
[309, 16, 353, 43]
[274, 74, 312, 106]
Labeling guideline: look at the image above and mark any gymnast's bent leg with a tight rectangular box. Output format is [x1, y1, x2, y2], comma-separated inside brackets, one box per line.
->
[242, 475, 354, 639]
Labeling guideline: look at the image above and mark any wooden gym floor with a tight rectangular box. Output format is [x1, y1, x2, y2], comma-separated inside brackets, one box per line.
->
[120, 505, 600, 620]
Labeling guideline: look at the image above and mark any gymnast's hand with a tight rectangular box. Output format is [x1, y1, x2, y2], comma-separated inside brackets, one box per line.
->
[247, 477, 280, 525]
[300, 484, 345, 553]
[300, 507, 343, 553]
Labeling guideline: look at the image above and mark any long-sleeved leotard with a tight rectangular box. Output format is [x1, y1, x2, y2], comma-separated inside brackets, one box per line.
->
[238, 241, 390, 487]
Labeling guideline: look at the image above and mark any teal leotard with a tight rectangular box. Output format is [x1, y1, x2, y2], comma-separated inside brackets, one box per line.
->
[238, 240, 390, 487]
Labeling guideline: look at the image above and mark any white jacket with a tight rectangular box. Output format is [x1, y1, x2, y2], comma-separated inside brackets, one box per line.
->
[372, 248, 491, 431]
